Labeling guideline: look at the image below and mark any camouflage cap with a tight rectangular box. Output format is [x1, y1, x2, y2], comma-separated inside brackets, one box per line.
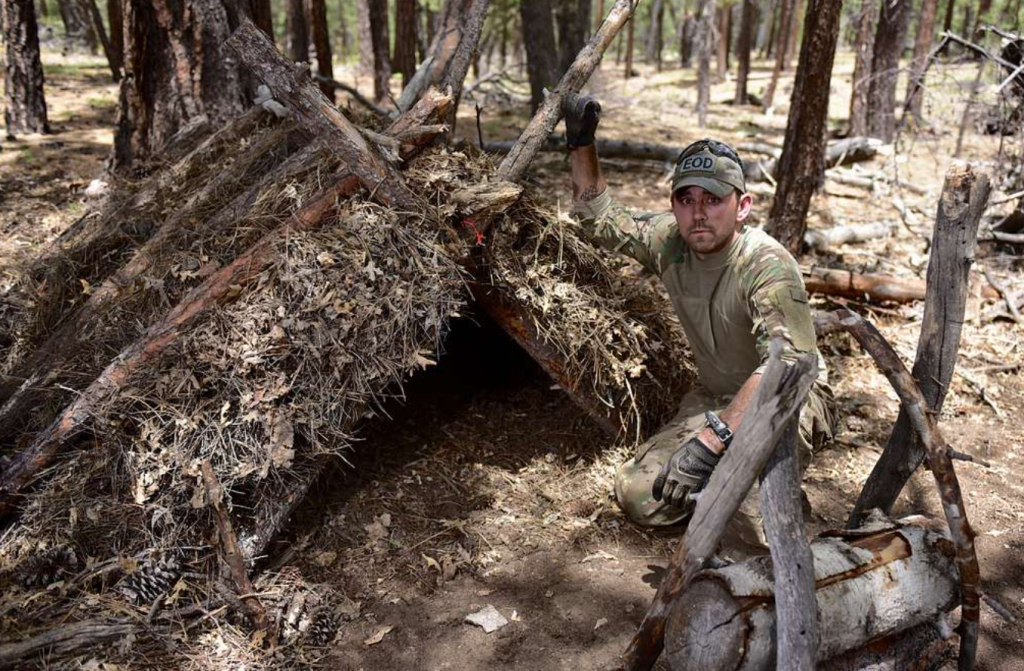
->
[671, 140, 746, 198]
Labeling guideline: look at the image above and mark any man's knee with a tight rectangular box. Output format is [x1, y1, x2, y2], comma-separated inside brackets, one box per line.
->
[614, 458, 687, 527]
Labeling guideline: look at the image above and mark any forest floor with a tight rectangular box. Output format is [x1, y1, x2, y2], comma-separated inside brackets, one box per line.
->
[1, 48, 1023, 671]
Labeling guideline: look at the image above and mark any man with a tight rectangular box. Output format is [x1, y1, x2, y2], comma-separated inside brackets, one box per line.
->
[563, 95, 837, 555]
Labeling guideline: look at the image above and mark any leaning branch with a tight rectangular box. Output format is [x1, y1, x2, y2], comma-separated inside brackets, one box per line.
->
[621, 341, 819, 671]
[816, 310, 981, 671]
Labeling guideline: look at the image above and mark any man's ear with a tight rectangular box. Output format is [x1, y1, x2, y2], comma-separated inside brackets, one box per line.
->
[735, 192, 754, 223]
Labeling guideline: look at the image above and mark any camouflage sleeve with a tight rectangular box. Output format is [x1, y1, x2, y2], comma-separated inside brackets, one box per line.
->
[740, 245, 818, 373]
[573, 188, 679, 275]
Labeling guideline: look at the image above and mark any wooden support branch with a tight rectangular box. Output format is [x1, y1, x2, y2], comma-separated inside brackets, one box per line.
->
[621, 341, 819, 671]
[760, 419, 818, 671]
[850, 164, 990, 527]
[227, 18, 419, 210]
[815, 310, 981, 671]
[496, 0, 641, 185]
[200, 460, 274, 643]
[439, 0, 491, 133]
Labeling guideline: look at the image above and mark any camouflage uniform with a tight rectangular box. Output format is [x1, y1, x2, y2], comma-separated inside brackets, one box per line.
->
[575, 188, 838, 554]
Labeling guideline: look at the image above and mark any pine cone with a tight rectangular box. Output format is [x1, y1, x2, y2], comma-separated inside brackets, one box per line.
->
[305, 607, 339, 646]
[118, 552, 183, 605]
[14, 546, 78, 589]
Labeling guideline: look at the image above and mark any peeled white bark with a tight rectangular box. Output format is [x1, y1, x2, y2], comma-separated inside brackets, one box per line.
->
[664, 520, 959, 671]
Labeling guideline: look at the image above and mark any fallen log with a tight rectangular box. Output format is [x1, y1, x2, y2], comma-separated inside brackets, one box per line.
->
[850, 164, 990, 528]
[816, 310, 981, 671]
[621, 342, 819, 671]
[804, 222, 893, 251]
[0, 619, 144, 667]
[664, 520, 960, 671]
[483, 136, 881, 182]
[822, 622, 954, 671]
[801, 265, 998, 304]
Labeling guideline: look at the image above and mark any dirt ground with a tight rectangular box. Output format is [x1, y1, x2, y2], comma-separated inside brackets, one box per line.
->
[2, 47, 1023, 671]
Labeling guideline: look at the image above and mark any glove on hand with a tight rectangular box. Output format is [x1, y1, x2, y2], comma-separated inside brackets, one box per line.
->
[652, 437, 722, 508]
[562, 94, 601, 149]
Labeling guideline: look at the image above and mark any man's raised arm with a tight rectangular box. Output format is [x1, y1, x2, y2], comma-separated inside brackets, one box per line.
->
[563, 94, 606, 203]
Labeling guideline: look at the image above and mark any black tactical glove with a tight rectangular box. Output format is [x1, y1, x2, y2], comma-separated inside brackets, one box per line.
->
[561, 93, 601, 150]
[652, 437, 722, 508]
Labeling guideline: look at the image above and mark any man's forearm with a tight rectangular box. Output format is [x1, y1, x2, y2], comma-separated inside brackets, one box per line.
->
[569, 145, 607, 203]
[698, 372, 762, 455]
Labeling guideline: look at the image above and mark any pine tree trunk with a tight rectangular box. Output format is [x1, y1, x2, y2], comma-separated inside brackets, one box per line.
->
[624, 12, 635, 78]
[866, 0, 912, 141]
[695, 0, 714, 126]
[680, 15, 695, 68]
[556, 0, 591, 75]
[766, 0, 843, 254]
[357, 0, 373, 73]
[367, 0, 392, 102]
[307, 0, 334, 99]
[763, 0, 792, 109]
[942, 0, 955, 32]
[715, 4, 727, 79]
[762, 0, 777, 59]
[905, 0, 939, 120]
[755, 0, 772, 56]
[334, 0, 349, 59]
[37, 0, 47, 18]
[57, 0, 98, 51]
[250, 0, 274, 40]
[849, 0, 879, 137]
[734, 0, 754, 104]
[520, 0, 559, 111]
[108, 0, 124, 67]
[112, 0, 250, 171]
[84, 0, 120, 81]
[3, 0, 51, 137]
[971, 0, 992, 41]
[784, 0, 803, 70]
[644, 0, 664, 67]
[394, 0, 419, 87]
[285, 0, 309, 62]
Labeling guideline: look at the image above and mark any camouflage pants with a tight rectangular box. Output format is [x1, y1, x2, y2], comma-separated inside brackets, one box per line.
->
[614, 384, 837, 557]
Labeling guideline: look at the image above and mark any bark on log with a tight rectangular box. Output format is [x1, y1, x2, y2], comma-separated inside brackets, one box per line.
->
[815, 310, 981, 671]
[396, 0, 473, 113]
[227, 18, 420, 210]
[749, 137, 880, 182]
[664, 521, 960, 671]
[850, 164, 990, 528]
[0, 619, 141, 666]
[823, 622, 954, 671]
[759, 419, 817, 671]
[622, 343, 819, 671]
[801, 266, 997, 304]
[496, 0, 641, 186]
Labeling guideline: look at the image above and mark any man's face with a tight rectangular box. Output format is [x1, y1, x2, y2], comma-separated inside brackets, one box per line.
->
[671, 186, 753, 256]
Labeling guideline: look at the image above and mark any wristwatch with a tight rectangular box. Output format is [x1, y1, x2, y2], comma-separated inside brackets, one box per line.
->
[704, 410, 734, 447]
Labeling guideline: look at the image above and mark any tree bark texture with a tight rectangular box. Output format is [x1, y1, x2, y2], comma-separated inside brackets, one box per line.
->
[943, 0, 956, 33]
[905, 0, 939, 119]
[759, 420, 818, 671]
[695, 0, 714, 127]
[850, 164, 990, 527]
[57, 0, 98, 50]
[367, 0, 392, 101]
[849, 0, 879, 137]
[107, 0, 125, 71]
[556, 0, 591, 75]
[112, 0, 251, 171]
[394, 0, 419, 86]
[306, 0, 335, 99]
[765, 0, 843, 255]
[784, 0, 803, 70]
[356, 0, 373, 73]
[249, 0, 274, 40]
[715, 3, 728, 79]
[621, 344, 818, 671]
[82, 0, 120, 81]
[2, 0, 51, 136]
[734, 0, 754, 104]
[866, 0, 912, 142]
[285, 0, 309, 62]
[664, 522, 960, 671]
[624, 11, 634, 78]
[520, 0, 559, 112]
